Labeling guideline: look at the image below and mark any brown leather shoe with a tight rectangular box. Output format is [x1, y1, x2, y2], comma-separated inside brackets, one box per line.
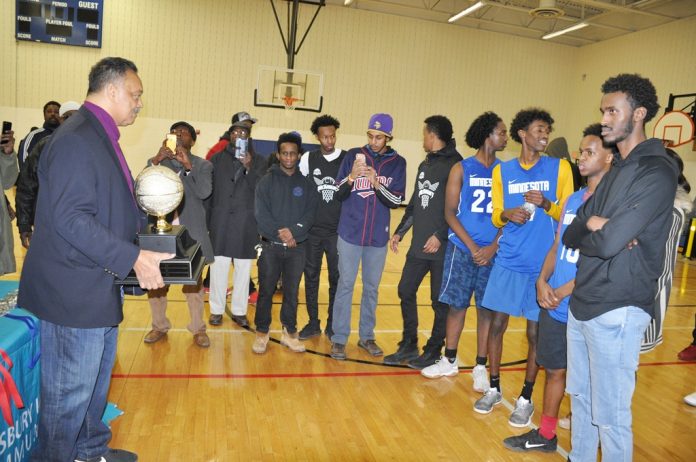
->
[209, 314, 223, 326]
[193, 332, 210, 348]
[144, 330, 167, 344]
[358, 339, 383, 357]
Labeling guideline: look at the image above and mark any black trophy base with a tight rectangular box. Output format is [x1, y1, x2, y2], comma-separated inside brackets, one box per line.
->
[118, 225, 205, 286]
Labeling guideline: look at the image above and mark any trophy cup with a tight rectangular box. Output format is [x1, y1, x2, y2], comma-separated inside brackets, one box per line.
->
[117, 165, 205, 286]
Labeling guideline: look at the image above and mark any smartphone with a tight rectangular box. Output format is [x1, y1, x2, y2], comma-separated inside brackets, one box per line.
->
[1, 121, 11, 145]
[165, 133, 177, 152]
[235, 138, 248, 159]
[355, 153, 365, 164]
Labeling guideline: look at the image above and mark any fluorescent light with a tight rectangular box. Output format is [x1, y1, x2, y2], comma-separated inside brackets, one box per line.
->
[344, 0, 354, 5]
[542, 22, 589, 40]
[448, 1, 486, 23]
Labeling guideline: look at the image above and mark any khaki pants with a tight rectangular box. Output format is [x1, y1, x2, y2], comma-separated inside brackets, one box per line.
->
[147, 279, 206, 335]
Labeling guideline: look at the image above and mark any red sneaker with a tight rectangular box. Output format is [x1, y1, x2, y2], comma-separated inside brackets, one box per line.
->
[248, 291, 258, 304]
[678, 344, 696, 361]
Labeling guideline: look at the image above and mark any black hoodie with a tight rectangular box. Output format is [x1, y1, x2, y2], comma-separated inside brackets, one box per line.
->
[255, 164, 318, 244]
[395, 140, 462, 260]
[563, 138, 678, 320]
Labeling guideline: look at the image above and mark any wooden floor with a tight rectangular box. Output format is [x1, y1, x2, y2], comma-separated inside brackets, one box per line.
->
[3, 206, 696, 461]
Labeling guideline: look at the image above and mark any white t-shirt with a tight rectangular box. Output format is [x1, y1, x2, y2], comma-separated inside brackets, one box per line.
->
[299, 149, 343, 176]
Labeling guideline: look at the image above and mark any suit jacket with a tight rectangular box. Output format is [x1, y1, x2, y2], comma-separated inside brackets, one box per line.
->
[18, 106, 143, 328]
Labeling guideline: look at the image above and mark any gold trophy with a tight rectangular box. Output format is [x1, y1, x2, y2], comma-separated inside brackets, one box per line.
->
[118, 165, 204, 285]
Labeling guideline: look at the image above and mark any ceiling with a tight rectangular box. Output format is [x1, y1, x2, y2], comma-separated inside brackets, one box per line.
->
[319, 0, 696, 47]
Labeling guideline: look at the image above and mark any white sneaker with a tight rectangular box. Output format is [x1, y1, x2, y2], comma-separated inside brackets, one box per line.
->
[558, 413, 571, 430]
[252, 333, 270, 354]
[280, 327, 306, 353]
[684, 391, 696, 406]
[421, 356, 458, 379]
[472, 364, 489, 393]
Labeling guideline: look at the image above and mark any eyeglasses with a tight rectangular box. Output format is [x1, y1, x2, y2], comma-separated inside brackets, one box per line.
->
[231, 129, 249, 138]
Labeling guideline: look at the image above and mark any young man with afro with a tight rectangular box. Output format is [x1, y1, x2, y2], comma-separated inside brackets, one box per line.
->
[502, 122, 614, 453]
[297, 114, 346, 340]
[420, 112, 507, 393]
[473, 108, 573, 428]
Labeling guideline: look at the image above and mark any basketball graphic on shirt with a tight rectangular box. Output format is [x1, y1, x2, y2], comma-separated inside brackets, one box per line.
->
[313, 168, 338, 203]
[135, 165, 184, 216]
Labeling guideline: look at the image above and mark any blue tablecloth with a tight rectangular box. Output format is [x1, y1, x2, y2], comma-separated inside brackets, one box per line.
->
[0, 281, 39, 462]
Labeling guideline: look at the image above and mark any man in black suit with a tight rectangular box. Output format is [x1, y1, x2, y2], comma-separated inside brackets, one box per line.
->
[18, 57, 171, 462]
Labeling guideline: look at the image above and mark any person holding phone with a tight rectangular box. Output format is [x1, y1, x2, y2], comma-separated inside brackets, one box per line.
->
[143, 121, 214, 348]
[208, 119, 266, 328]
[0, 125, 18, 275]
[329, 113, 407, 360]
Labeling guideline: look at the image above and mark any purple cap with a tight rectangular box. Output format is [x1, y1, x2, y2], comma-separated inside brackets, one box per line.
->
[367, 113, 393, 138]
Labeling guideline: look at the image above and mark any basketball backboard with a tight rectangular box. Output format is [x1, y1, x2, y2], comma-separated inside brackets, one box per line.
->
[254, 66, 323, 112]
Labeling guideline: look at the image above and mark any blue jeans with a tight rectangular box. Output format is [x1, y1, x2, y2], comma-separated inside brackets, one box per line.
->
[331, 237, 388, 345]
[566, 306, 651, 462]
[32, 320, 118, 462]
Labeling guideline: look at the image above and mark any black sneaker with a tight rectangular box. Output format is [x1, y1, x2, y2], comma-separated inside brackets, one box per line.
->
[299, 322, 321, 340]
[383, 341, 419, 365]
[407, 350, 440, 370]
[76, 449, 138, 462]
[502, 429, 557, 453]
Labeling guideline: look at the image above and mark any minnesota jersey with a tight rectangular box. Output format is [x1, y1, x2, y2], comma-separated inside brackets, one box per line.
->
[548, 189, 587, 323]
[496, 156, 561, 273]
[449, 156, 501, 252]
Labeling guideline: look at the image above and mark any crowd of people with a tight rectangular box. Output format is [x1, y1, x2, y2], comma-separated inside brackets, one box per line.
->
[0, 56, 691, 462]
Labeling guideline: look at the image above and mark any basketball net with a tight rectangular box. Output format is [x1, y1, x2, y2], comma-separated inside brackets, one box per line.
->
[282, 95, 299, 112]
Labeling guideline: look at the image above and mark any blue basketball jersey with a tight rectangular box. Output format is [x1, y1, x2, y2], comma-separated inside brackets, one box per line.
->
[449, 156, 501, 253]
[548, 189, 587, 323]
[496, 156, 560, 273]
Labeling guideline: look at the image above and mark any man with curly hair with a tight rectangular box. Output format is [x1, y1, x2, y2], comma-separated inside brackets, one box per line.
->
[297, 114, 346, 339]
[420, 112, 506, 392]
[502, 123, 614, 453]
[473, 108, 573, 428]
[563, 74, 678, 461]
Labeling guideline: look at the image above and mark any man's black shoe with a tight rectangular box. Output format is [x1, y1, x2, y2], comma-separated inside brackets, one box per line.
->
[230, 314, 249, 328]
[502, 429, 557, 453]
[299, 322, 321, 340]
[407, 349, 440, 370]
[76, 448, 138, 462]
[209, 314, 223, 326]
[383, 341, 419, 365]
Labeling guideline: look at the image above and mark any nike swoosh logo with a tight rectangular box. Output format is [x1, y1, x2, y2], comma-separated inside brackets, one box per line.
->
[525, 442, 545, 449]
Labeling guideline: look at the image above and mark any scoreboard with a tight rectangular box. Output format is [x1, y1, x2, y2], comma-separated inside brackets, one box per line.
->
[15, 0, 103, 48]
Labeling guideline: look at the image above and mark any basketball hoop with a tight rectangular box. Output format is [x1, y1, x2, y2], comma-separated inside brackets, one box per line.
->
[282, 95, 299, 111]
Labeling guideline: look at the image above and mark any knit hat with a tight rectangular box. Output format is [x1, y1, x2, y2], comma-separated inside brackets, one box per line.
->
[170, 121, 197, 141]
[231, 111, 257, 125]
[59, 101, 80, 117]
[367, 113, 393, 138]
